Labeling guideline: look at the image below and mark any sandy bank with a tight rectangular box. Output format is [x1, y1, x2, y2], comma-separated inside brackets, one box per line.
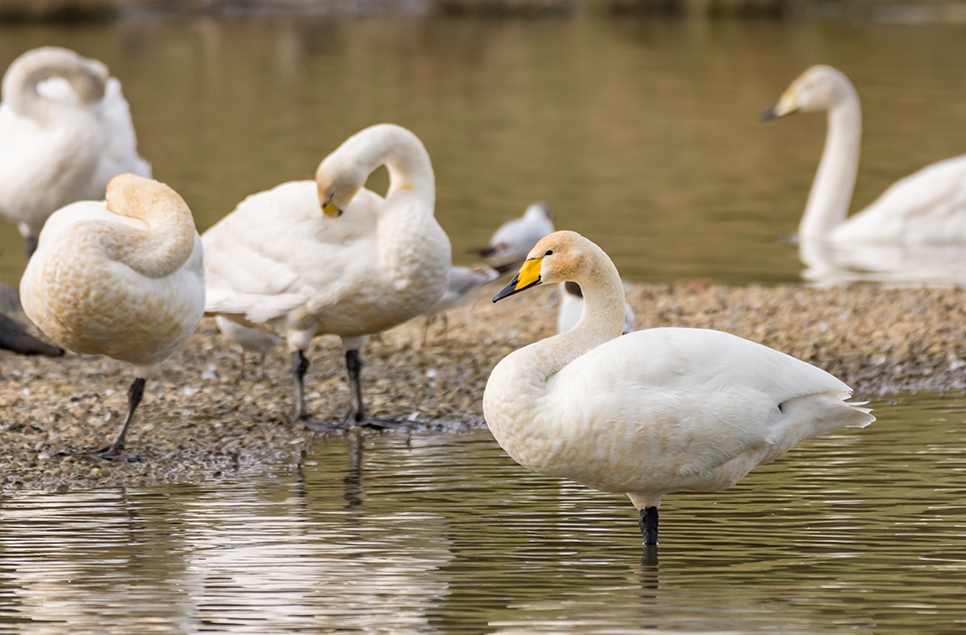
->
[1, 280, 964, 495]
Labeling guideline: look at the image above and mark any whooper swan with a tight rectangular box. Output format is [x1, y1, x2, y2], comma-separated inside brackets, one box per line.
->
[215, 315, 282, 381]
[203, 124, 451, 425]
[0, 47, 151, 257]
[468, 201, 554, 274]
[763, 65, 966, 245]
[20, 174, 204, 460]
[483, 231, 874, 546]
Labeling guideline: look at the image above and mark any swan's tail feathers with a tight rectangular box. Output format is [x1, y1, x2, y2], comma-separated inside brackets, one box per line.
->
[779, 391, 876, 435]
[842, 399, 875, 428]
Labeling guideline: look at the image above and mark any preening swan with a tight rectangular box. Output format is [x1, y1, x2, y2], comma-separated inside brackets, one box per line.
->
[468, 201, 554, 274]
[420, 265, 499, 346]
[557, 281, 634, 335]
[215, 315, 282, 381]
[20, 174, 204, 460]
[204, 124, 451, 425]
[483, 231, 873, 545]
[0, 47, 151, 256]
[763, 65, 966, 246]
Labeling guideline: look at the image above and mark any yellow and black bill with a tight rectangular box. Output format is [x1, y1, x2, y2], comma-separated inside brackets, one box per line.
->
[493, 257, 543, 302]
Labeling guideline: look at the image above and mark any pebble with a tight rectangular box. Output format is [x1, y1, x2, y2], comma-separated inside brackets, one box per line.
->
[1, 281, 964, 495]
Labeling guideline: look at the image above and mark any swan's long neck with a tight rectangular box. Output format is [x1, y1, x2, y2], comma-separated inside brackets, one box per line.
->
[2, 48, 106, 122]
[524, 246, 626, 379]
[354, 124, 435, 204]
[800, 92, 862, 240]
[104, 182, 197, 279]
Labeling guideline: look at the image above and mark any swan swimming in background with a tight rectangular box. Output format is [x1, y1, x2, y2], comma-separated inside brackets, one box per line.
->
[420, 265, 499, 346]
[20, 175, 204, 460]
[557, 281, 634, 335]
[483, 231, 873, 546]
[468, 201, 554, 274]
[215, 315, 282, 381]
[763, 64, 966, 246]
[0, 47, 151, 256]
[204, 124, 451, 425]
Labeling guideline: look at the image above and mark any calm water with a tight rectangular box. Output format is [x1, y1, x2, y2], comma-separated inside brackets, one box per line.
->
[1, 392, 965, 633]
[2, 16, 966, 285]
[3, 14, 966, 633]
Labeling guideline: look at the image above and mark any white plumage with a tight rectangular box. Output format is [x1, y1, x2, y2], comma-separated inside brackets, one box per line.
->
[203, 124, 451, 424]
[484, 231, 873, 545]
[470, 201, 554, 274]
[557, 281, 634, 335]
[20, 175, 204, 460]
[0, 47, 150, 256]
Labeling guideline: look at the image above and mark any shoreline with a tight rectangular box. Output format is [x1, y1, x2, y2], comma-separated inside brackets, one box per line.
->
[2, 280, 965, 495]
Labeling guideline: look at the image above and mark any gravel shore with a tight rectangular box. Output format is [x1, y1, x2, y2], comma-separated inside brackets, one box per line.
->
[2, 280, 965, 495]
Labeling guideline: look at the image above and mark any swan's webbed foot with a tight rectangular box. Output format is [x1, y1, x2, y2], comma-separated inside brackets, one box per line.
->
[58, 443, 138, 462]
[639, 506, 659, 546]
[58, 376, 145, 462]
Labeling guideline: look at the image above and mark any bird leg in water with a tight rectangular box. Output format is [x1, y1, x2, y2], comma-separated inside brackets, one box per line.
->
[291, 350, 310, 421]
[639, 506, 659, 546]
[61, 377, 145, 461]
[345, 349, 365, 423]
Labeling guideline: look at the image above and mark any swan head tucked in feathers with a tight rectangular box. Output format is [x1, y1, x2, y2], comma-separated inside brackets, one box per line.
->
[314, 156, 365, 218]
[762, 65, 857, 120]
[3, 47, 108, 110]
[493, 230, 618, 302]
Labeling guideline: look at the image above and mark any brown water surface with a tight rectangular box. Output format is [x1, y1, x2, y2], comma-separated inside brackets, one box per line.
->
[0, 393, 964, 633]
[1, 16, 966, 285]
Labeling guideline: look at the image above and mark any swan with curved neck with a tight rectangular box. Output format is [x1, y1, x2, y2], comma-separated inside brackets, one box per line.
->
[764, 64, 966, 246]
[204, 123, 451, 425]
[20, 174, 205, 460]
[0, 47, 151, 256]
[483, 231, 873, 546]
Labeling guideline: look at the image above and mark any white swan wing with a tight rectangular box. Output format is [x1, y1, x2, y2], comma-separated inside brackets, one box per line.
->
[835, 154, 966, 244]
[542, 328, 869, 490]
[87, 78, 151, 191]
[202, 181, 382, 323]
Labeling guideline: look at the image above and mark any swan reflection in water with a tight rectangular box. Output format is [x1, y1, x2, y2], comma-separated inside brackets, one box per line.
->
[799, 237, 966, 288]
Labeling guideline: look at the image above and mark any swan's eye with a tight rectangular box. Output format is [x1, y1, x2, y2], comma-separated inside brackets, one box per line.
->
[544, 250, 553, 256]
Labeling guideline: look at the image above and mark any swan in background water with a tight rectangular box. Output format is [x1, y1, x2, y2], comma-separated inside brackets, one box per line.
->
[763, 65, 966, 246]
[20, 175, 204, 460]
[204, 124, 451, 426]
[215, 315, 282, 381]
[468, 201, 554, 274]
[419, 265, 499, 347]
[484, 231, 873, 546]
[557, 281, 634, 335]
[0, 47, 151, 256]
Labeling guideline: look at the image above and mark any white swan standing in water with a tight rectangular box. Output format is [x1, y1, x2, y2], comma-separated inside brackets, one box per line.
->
[215, 316, 282, 381]
[0, 47, 151, 257]
[20, 174, 205, 460]
[483, 231, 873, 546]
[468, 201, 554, 274]
[763, 65, 966, 245]
[203, 124, 451, 425]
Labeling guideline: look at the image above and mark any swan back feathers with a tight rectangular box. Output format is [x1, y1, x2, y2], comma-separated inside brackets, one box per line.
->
[20, 175, 204, 370]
